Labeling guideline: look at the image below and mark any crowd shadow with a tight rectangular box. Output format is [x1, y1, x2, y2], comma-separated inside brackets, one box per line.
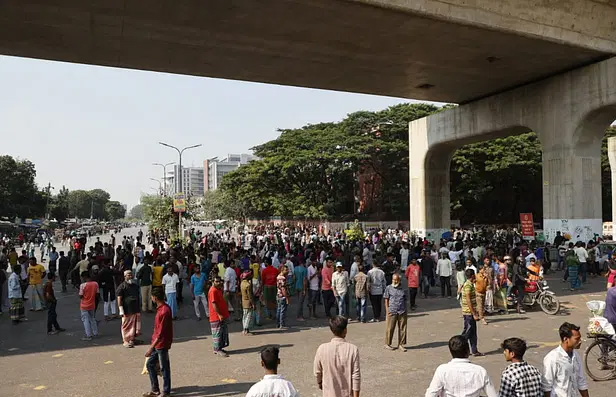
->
[173, 382, 253, 397]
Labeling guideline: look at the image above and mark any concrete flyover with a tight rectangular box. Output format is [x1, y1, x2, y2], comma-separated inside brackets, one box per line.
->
[2, 1, 616, 237]
[410, 57, 616, 242]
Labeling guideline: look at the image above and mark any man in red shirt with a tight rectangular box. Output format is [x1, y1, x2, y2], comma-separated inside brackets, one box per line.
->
[208, 276, 231, 357]
[261, 258, 279, 320]
[79, 271, 99, 341]
[144, 288, 173, 397]
[321, 257, 335, 318]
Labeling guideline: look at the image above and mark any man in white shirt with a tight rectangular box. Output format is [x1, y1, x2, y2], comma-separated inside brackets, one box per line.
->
[332, 263, 350, 317]
[541, 322, 589, 397]
[223, 261, 240, 320]
[246, 345, 298, 397]
[436, 254, 453, 298]
[425, 335, 497, 397]
[399, 243, 409, 271]
[448, 248, 463, 264]
[307, 260, 320, 319]
[161, 266, 179, 319]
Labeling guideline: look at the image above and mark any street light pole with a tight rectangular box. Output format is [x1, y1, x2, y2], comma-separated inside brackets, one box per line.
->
[149, 178, 163, 196]
[158, 142, 202, 238]
[152, 162, 174, 197]
[45, 182, 54, 220]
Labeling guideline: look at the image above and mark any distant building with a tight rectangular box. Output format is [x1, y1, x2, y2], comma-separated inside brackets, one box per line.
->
[204, 153, 256, 192]
[166, 165, 205, 197]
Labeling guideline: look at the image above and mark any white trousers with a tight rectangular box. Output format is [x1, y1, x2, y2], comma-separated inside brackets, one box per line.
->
[193, 294, 209, 318]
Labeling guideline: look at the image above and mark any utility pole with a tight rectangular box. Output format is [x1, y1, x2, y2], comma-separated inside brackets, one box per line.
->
[159, 142, 202, 238]
[90, 200, 94, 220]
[45, 182, 54, 220]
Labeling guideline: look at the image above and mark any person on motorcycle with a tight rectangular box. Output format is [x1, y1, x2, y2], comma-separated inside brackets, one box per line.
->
[511, 257, 539, 314]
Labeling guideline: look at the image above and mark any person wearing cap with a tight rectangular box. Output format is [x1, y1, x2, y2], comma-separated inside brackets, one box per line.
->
[116, 269, 142, 348]
[240, 269, 255, 334]
[321, 256, 336, 318]
[332, 262, 350, 317]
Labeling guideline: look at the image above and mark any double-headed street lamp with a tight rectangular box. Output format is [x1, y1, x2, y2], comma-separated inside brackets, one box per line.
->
[152, 162, 174, 197]
[149, 178, 163, 196]
[158, 142, 202, 194]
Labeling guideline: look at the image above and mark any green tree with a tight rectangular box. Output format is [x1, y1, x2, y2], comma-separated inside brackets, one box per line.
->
[141, 195, 177, 231]
[0, 155, 46, 219]
[67, 190, 92, 218]
[129, 204, 145, 220]
[49, 186, 70, 221]
[89, 189, 111, 219]
[105, 201, 126, 220]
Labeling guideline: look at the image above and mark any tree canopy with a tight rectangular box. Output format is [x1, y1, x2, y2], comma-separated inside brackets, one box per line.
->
[214, 103, 616, 225]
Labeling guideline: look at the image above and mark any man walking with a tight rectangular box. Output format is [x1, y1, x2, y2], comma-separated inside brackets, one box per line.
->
[405, 259, 420, 310]
[8, 265, 26, 324]
[461, 269, 484, 356]
[541, 322, 589, 397]
[246, 346, 299, 397]
[276, 265, 290, 329]
[143, 288, 173, 397]
[354, 264, 369, 323]
[27, 257, 46, 311]
[436, 253, 452, 298]
[58, 251, 70, 292]
[136, 259, 153, 313]
[209, 276, 231, 357]
[190, 264, 208, 320]
[332, 262, 349, 317]
[307, 259, 320, 319]
[383, 273, 408, 351]
[117, 270, 142, 348]
[294, 260, 307, 321]
[367, 262, 386, 322]
[498, 337, 542, 397]
[321, 257, 336, 318]
[425, 335, 497, 397]
[44, 272, 64, 335]
[162, 266, 179, 320]
[314, 315, 361, 397]
[79, 271, 99, 341]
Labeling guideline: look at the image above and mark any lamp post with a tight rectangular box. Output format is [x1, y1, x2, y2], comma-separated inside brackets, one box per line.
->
[152, 162, 174, 197]
[45, 182, 54, 220]
[149, 178, 163, 196]
[158, 142, 202, 238]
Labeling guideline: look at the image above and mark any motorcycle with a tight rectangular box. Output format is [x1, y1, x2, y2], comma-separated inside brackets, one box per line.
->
[507, 279, 561, 315]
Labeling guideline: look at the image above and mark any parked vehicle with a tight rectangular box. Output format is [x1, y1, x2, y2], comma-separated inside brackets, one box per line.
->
[507, 279, 560, 315]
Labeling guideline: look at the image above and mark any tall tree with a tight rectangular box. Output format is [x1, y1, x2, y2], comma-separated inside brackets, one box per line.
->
[49, 186, 70, 221]
[0, 155, 45, 218]
[105, 201, 126, 220]
[129, 204, 145, 220]
[67, 190, 92, 218]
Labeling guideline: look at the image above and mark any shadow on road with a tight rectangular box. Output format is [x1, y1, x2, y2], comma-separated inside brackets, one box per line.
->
[173, 383, 253, 396]
[406, 340, 448, 350]
[230, 343, 294, 355]
[486, 316, 529, 324]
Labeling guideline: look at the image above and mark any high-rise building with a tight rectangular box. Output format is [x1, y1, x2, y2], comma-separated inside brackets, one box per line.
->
[166, 165, 205, 196]
[204, 153, 256, 192]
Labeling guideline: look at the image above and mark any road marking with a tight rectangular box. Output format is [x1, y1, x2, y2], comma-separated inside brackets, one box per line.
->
[221, 378, 237, 383]
[104, 360, 113, 364]
[52, 353, 63, 358]
[33, 386, 47, 391]
[8, 348, 19, 351]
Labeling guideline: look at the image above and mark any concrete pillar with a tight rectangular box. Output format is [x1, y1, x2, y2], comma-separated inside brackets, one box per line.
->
[608, 137, 616, 224]
[409, 118, 454, 240]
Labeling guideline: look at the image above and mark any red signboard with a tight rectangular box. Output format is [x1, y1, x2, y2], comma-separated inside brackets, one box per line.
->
[520, 213, 535, 239]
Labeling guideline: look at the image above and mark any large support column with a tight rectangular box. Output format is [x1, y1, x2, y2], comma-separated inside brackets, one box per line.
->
[409, 118, 454, 240]
[608, 137, 616, 225]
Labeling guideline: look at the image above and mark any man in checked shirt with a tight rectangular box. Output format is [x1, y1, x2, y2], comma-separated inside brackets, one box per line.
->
[499, 337, 542, 397]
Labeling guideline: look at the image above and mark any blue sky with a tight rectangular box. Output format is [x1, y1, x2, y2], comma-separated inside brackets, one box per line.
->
[0, 55, 440, 207]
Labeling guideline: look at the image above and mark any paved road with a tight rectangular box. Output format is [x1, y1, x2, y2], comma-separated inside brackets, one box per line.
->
[1, 235, 613, 396]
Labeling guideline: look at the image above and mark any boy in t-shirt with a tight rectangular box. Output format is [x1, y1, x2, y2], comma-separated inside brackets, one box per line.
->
[79, 271, 99, 341]
[44, 272, 64, 335]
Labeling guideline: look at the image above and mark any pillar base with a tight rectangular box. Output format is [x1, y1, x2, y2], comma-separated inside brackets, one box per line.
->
[543, 218, 602, 244]
[415, 228, 449, 241]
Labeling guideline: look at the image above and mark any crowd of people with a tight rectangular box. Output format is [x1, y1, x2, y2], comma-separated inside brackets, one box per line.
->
[0, 223, 615, 396]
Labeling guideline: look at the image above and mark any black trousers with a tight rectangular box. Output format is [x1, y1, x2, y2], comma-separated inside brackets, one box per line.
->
[322, 290, 336, 318]
[462, 315, 478, 354]
[59, 270, 68, 291]
[47, 301, 61, 332]
[440, 276, 452, 297]
[176, 281, 183, 303]
[370, 293, 382, 319]
[409, 287, 418, 307]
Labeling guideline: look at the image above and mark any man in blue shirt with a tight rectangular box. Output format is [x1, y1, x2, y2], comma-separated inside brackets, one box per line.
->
[294, 261, 307, 321]
[190, 264, 209, 320]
